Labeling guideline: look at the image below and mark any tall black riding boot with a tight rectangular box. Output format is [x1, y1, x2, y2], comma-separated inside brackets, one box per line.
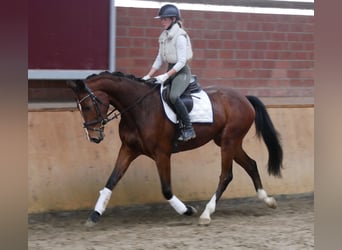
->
[174, 98, 196, 141]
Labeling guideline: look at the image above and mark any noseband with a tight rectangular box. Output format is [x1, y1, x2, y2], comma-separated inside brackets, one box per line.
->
[77, 85, 118, 132]
[77, 81, 159, 132]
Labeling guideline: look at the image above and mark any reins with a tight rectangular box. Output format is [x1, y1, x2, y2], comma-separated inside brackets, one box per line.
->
[80, 79, 159, 128]
[113, 82, 159, 119]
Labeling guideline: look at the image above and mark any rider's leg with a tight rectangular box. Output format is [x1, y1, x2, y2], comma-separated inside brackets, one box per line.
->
[169, 65, 196, 141]
[173, 98, 196, 141]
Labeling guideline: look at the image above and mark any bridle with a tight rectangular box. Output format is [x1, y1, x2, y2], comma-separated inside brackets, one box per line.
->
[77, 85, 118, 132]
[77, 81, 159, 132]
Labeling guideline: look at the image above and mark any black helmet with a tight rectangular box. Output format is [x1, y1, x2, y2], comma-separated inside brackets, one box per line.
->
[155, 4, 181, 20]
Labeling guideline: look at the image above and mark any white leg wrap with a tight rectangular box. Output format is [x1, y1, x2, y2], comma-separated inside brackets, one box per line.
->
[94, 187, 112, 215]
[200, 194, 216, 220]
[257, 189, 268, 200]
[168, 195, 187, 214]
[257, 188, 277, 208]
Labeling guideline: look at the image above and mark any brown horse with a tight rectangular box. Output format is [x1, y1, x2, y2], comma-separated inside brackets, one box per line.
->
[67, 71, 283, 226]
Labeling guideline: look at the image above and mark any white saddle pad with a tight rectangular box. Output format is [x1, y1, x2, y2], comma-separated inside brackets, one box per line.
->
[160, 83, 213, 124]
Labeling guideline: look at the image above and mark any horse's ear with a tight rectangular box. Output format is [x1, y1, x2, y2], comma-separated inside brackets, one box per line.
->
[66, 80, 85, 92]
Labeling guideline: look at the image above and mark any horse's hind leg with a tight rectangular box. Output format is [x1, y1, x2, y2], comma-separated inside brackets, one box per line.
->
[234, 147, 277, 209]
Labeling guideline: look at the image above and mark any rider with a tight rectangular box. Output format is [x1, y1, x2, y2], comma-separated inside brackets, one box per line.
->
[142, 4, 196, 141]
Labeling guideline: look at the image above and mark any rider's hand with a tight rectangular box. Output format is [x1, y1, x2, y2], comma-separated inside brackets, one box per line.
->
[142, 74, 151, 81]
[155, 73, 169, 84]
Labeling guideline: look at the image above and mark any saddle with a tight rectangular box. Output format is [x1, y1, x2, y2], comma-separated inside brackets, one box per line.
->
[161, 75, 202, 113]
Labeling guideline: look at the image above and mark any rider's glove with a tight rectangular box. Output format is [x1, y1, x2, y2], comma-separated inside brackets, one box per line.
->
[142, 74, 151, 81]
[155, 73, 169, 84]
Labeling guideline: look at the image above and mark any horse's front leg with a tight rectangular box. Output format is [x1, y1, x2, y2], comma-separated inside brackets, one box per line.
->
[199, 143, 234, 225]
[85, 145, 138, 227]
[156, 153, 197, 216]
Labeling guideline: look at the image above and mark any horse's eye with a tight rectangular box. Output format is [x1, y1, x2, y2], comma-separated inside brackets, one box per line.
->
[83, 105, 91, 112]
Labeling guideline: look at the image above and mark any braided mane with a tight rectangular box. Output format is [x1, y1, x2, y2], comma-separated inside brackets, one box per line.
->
[86, 71, 145, 82]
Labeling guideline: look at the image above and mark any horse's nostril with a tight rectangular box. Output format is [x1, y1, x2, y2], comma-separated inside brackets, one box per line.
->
[90, 137, 102, 144]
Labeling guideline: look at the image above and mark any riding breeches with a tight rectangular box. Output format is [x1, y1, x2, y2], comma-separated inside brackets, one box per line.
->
[167, 64, 191, 105]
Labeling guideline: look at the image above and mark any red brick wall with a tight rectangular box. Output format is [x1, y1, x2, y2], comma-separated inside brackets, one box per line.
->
[115, 7, 314, 97]
[28, 6, 314, 102]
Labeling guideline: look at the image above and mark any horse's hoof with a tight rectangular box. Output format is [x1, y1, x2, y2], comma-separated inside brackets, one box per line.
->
[84, 211, 101, 227]
[198, 217, 211, 226]
[84, 218, 97, 227]
[184, 205, 197, 216]
[265, 197, 277, 209]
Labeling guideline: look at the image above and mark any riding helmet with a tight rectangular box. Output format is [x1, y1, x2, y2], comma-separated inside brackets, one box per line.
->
[155, 4, 181, 20]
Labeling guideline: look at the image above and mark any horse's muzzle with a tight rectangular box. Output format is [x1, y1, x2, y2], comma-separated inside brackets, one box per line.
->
[90, 137, 103, 144]
[85, 126, 105, 144]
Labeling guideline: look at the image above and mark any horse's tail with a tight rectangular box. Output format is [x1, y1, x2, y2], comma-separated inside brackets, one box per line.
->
[246, 96, 283, 177]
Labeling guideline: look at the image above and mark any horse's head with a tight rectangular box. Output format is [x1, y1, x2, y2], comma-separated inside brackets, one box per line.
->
[67, 80, 110, 144]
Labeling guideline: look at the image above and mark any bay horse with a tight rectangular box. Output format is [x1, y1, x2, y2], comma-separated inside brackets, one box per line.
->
[66, 71, 283, 226]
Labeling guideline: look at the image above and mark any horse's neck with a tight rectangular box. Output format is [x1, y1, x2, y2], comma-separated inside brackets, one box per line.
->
[102, 78, 157, 115]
